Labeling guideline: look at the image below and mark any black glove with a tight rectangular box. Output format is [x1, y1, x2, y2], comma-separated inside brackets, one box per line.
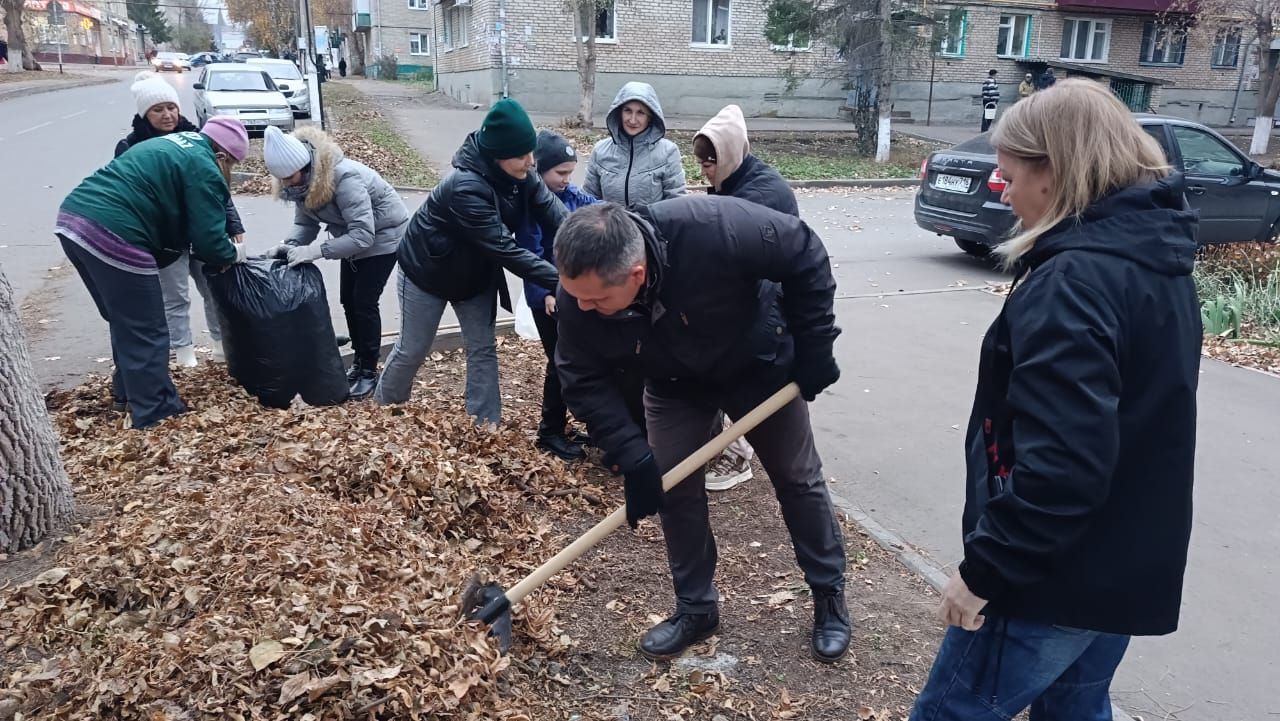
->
[622, 453, 664, 529]
[792, 346, 840, 402]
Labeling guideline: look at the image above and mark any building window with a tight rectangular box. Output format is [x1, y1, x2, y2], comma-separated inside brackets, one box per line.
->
[1213, 28, 1242, 68]
[771, 30, 811, 51]
[997, 14, 1031, 58]
[409, 32, 430, 55]
[1140, 21, 1186, 65]
[692, 0, 731, 46]
[443, 3, 469, 50]
[407, 0, 426, 9]
[1061, 17, 1110, 62]
[578, 0, 616, 41]
[935, 9, 967, 57]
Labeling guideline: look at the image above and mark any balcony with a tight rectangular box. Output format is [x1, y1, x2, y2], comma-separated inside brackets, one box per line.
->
[1056, 0, 1184, 13]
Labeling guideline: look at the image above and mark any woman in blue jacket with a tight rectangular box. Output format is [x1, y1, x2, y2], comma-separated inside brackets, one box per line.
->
[516, 130, 597, 460]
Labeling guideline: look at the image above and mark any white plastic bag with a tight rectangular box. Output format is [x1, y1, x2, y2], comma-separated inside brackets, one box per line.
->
[514, 292, 540, 341]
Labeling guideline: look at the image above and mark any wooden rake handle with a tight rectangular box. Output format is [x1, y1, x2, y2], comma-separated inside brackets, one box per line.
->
[503, 382, 802, 607]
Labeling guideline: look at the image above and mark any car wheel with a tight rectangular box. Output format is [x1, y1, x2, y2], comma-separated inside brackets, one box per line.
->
[955, 238, 991, 257]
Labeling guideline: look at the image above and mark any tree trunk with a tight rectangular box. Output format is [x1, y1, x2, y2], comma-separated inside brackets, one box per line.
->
[350, 30, 366, 76]
[2, 0, 42, 71]
[874, 0, 893, 163]
[1252, 23, 1280, 155]
[571, 2, 597, 127]
[0, 266, 74, 554]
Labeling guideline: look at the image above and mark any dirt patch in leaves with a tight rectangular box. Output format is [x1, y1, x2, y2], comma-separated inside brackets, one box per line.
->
[2, 340, 941, 719]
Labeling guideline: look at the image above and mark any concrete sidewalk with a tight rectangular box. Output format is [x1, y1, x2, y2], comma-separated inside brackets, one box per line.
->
[0, 67, 131, 101]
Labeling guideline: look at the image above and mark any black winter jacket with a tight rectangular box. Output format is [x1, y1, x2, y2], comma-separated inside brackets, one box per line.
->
[398, 131, 562, 310]
[709, 154, 799, 217]
[555, 195, 839, 471]
[958, 176, 1201, 636]
[115, 115, 245, 237]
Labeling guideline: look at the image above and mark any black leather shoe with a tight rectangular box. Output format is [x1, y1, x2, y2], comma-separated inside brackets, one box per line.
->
[537, 433, 587, 461]
[345, 359, 363, 384]
[349, 370, 377, 401]
[811, 588, 851, 663]
[639, 611, 720, 661]
[111, 399, 128, 413]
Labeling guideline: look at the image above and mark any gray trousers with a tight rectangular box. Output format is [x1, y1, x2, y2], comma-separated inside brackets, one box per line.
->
[158, 251, 221, 348]
[645, 380, 846, 614]
[374, 272, 501, 424]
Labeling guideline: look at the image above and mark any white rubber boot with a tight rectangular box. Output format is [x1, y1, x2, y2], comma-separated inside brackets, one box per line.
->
[174, 345, 198, 368]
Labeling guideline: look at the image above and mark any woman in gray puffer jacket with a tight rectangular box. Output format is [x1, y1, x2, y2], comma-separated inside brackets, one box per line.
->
[263, 125, 409, 400]
[585, 82, 687, 208]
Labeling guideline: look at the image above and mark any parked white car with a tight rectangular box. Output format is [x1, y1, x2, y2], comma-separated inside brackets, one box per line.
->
[193, 63, 295, 133]
[246, 58, 310, 118]
[151, 51, 186, 72]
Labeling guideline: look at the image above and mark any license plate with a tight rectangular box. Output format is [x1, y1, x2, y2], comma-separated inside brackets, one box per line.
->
[242, 120, 267, 128]
[934, 174, 971, 193]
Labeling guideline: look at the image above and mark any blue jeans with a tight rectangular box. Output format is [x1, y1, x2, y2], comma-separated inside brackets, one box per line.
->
[374, 272, 500, 424]
[910, 617, 1130, 721]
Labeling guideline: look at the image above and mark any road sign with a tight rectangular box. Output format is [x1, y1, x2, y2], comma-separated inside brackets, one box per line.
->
[47, 0, 65, 26]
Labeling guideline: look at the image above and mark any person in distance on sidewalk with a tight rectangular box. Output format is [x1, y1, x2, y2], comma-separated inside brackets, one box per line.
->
[910, 79, 1201, 720]
[262, 125, 409, 401]
[554, 199, 849, 665]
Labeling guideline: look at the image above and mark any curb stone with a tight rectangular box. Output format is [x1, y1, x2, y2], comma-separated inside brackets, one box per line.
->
[826, 489, 1138, 721]
[0, 75, 116, 102]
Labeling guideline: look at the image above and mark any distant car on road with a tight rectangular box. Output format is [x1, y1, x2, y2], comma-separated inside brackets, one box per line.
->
[915, 115, 1280, 256]
[233, 51, 264, 63]
[189, 52, 219, 68]
[192, 63, 295, 134]
[151, 51, 187, 73]
[246, 57, 310, 118]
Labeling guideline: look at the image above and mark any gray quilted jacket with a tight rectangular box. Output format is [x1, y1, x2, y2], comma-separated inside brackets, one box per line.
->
[276, 126, 409, 260]
[584, 82, 687, 208]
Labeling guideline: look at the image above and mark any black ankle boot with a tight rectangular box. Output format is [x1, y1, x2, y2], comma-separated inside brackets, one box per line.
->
[811, 588, 851, 663]
[639, 610, 720, 661]
[536, 432, 586, 461]
[349, 369, 378, 401]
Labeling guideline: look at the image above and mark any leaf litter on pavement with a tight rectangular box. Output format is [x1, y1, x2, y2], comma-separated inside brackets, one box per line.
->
[2, 341, 942, 719]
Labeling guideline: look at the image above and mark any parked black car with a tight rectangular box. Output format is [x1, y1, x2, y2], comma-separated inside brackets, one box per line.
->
[915, 115, 1280, 256]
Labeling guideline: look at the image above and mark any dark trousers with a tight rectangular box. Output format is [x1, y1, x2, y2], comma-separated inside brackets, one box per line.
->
[60, 236, 185, 429]
[531, 305, 569, 436]
[339, 252, 398, 370]
[644, 375, 846, 614]
[981, 117, 994, 132]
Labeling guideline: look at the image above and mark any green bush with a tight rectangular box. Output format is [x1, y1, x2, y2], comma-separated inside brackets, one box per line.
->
[1195, 244, 1280, 341]
[375, 55, 399, 80]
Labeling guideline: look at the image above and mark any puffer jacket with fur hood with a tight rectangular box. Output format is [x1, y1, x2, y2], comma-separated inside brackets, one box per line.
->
[584, 82, 687, 208]
[275, 126, 409, 260]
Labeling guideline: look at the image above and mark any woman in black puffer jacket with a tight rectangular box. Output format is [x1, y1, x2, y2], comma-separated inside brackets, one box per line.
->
[115, 71, 245, 368]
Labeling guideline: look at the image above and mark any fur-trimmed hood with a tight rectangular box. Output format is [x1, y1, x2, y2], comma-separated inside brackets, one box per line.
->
[271, 125, 345, 211]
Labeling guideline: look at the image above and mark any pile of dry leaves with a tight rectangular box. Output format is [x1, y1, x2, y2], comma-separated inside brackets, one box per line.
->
[1, 359, 601, 719]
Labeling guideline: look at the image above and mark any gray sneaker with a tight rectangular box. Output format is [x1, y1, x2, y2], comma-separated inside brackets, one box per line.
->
[705, 453, 752, 491]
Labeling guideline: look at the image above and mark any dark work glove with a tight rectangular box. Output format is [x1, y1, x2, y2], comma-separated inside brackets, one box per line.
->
[792, 346, 840, 402]
[622, 453, 664, 529]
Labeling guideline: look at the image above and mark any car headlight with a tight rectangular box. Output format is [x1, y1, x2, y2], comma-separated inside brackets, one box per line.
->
[268, 108, 292, 117]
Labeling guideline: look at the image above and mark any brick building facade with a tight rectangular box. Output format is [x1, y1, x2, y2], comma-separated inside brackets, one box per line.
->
[898, 1, 1259, 126]
[355, 0, 1259, 125]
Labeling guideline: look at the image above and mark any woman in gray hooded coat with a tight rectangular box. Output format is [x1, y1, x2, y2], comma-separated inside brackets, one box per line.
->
[263, 125, 409, 401]
[585, 82, 687, 208]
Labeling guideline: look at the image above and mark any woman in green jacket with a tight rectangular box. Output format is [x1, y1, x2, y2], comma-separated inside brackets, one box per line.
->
[55, 117, 250, 429]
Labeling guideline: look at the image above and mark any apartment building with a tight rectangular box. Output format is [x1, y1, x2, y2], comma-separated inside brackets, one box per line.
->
[897, 0, 1259, 126]
[353, 0, 439, 74]
[21, 0, 137, 65]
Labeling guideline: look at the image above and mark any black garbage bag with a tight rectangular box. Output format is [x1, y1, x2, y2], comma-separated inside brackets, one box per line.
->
[206, 258, 349, 409]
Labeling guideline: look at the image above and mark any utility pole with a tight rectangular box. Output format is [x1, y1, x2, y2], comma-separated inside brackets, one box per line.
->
[299, 0, 325, 128]
[48, 0, 66, 74]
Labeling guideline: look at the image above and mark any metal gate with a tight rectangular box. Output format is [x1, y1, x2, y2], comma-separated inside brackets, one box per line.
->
[1110, 78, 1153, 113]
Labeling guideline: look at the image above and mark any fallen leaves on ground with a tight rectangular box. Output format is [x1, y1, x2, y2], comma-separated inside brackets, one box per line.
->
[1, 351, 601, 719]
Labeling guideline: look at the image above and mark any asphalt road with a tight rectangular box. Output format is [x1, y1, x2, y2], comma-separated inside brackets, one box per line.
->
[0, 79, 1276, 721]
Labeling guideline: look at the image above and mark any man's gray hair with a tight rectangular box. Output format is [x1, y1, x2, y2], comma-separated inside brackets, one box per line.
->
[554, 203, 646, 286]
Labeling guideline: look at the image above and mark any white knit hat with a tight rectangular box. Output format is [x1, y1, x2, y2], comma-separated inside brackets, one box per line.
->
[263, 126, 312, 178]
[131, 70, 180, 118]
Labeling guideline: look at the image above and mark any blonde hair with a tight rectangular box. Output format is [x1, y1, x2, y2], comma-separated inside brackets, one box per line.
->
[991, 78, 1169, 264]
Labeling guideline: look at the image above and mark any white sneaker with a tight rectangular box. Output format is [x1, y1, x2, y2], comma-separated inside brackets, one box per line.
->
[210, 340, 225, 363]
[173, 345, 198, 368]
[705, 453, 753, 492]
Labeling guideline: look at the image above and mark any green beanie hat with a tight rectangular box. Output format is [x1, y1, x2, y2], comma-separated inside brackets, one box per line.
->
[478, 98, 538, 160]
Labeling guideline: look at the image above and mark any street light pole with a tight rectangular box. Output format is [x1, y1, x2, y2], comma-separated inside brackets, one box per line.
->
[299, 0, 326, 128]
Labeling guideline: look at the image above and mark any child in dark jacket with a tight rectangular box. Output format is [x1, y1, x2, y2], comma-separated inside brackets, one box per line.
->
[517, 130, 598, 461]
